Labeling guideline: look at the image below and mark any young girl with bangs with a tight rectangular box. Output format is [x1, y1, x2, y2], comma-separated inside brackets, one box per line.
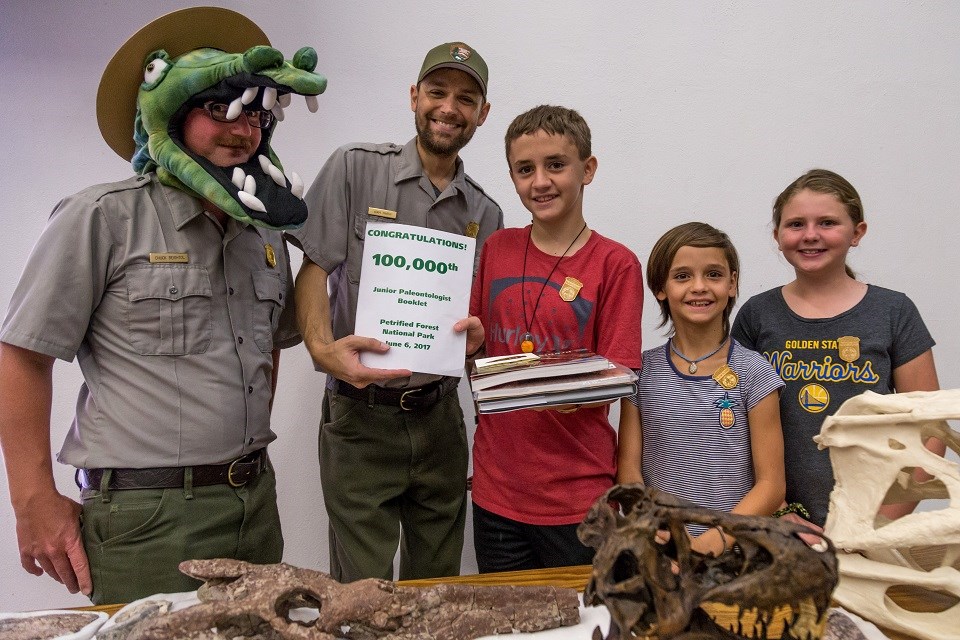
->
[618, 222, 786, 557]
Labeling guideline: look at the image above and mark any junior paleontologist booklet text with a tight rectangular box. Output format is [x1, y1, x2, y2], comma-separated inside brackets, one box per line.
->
[355, 222, 475, 376]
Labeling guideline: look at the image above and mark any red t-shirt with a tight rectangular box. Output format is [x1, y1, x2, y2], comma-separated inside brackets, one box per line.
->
[469, 227, 644, 525]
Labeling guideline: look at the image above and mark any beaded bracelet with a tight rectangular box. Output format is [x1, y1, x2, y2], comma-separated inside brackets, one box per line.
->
[773, 502, 810, 519]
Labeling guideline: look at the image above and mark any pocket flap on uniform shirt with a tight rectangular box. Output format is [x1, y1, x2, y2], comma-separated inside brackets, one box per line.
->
[252, 270, 286, 306]
[127, 265, 212, 302]
[353, 210, 398, 240]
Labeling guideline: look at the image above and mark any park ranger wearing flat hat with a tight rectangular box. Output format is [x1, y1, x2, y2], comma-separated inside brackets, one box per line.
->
[0, 7, 325, 603]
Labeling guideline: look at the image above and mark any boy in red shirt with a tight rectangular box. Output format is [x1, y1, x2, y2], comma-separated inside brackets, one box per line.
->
[470, 105, 643, 570]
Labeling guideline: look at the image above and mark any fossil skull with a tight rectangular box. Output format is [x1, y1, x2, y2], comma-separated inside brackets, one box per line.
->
[578, 485, 838, 640]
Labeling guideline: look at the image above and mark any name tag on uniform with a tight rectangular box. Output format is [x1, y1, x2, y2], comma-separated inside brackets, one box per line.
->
[368, 207, 397, 219]
[149, 252, 189, 263]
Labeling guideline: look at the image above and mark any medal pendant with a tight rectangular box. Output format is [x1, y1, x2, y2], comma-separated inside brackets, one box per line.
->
[521, 333, 535, 353]
[688, 362, 698, 374]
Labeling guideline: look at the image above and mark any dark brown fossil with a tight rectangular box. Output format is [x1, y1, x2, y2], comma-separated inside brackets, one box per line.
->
[578, 484, 839, 640]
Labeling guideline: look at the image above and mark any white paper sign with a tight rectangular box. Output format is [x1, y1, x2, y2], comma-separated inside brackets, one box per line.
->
[355, 222, 476, 376]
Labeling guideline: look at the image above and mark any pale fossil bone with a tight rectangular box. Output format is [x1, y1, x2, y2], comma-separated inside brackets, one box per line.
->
[817, 389, 960, 640]
[120, 558, 580, 640]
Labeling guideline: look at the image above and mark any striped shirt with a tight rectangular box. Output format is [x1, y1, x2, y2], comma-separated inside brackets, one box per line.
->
[629, 339, 783, 520]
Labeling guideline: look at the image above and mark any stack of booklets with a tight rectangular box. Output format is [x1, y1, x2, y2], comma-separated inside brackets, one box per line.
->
[470, 349, 638, 414]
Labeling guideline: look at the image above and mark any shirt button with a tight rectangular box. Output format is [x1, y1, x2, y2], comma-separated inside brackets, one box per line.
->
[228, 287, 235, 295]
[248, 386, 254, 394]
[279, 293, 283, 300]
[248, 437, 255, 445]
[169, 286, 178, 295]
[238, 336, 244, 344]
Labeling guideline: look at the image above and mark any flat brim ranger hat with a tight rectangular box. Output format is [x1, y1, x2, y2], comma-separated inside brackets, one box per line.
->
[97, 6, 327, 229]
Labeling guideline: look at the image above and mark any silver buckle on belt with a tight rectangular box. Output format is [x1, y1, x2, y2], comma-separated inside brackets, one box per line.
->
[399, 389, 418, 411]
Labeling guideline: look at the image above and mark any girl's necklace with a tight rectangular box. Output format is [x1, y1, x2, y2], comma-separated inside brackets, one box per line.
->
[670, 336, 728, 374]
[520, 223, 587, 353]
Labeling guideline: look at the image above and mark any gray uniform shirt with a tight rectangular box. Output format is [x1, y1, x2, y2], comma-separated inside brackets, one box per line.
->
[289, 137, 502, 388]
[0, 175, 300, 468]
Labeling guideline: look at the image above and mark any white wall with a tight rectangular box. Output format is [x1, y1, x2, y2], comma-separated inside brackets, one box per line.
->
[1, 0, 958, 611]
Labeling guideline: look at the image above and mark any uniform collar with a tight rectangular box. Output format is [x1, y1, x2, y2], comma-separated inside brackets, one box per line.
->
[395, 137, 466, 190]
[159, 181, 208, 229]
[159, 178, 251, 236]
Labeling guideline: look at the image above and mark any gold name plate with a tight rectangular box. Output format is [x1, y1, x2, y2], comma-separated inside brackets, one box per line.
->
[149, 252, 189, 263]
[368, 207, 398, 219]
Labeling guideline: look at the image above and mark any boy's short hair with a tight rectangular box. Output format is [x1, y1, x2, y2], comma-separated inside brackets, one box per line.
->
[504, 105, 591, 161]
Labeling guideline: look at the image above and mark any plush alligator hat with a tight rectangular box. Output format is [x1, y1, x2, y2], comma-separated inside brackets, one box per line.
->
[97, 7, 327, 229]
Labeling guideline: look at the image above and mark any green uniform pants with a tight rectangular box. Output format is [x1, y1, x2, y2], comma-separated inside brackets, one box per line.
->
[80, 464, 282, 604]
[320, 388, 467, 582]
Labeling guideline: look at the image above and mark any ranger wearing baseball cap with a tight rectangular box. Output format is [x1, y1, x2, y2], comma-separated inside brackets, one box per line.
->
[290, 42, 501, 582]
[418, 41, 489, 97]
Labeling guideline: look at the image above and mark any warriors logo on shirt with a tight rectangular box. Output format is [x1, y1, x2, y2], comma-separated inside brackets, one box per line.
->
[799, 383, 830, 413]
[714, 392, 738, 429]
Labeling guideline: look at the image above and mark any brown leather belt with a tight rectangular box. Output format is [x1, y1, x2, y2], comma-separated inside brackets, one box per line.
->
[334, 377, 459, 411]
[75, 449, 266, 491]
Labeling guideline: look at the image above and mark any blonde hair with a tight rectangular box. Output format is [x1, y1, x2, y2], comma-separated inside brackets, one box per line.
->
[774, 169, 864, 279]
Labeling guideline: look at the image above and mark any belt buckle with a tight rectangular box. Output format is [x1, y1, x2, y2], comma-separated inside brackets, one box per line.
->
[227, 457, 249, 487]
[399, 389, 419, 411]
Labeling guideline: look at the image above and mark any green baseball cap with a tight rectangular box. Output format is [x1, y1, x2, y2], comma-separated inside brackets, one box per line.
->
[417, 42, 488, 97]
